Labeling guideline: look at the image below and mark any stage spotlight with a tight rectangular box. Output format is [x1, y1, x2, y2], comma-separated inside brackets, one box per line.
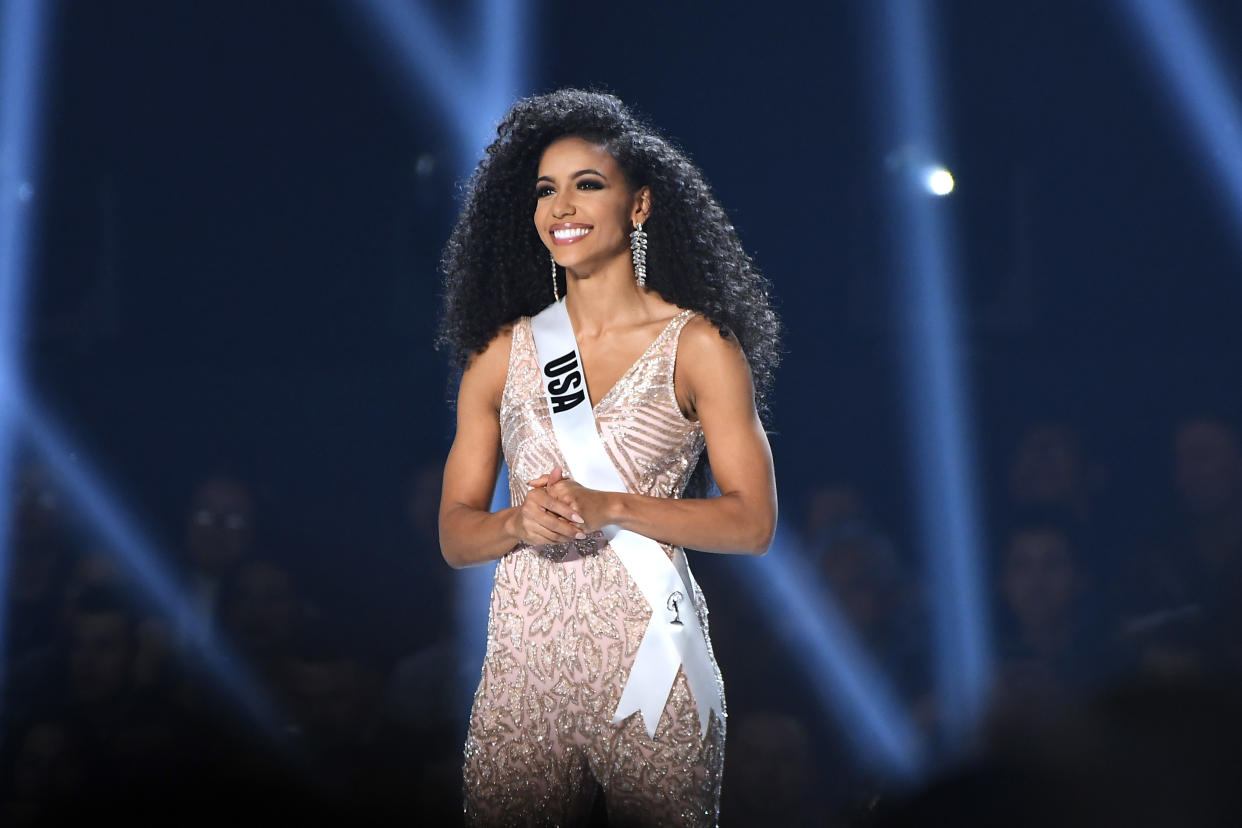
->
[344, 0, 528, 173]
[1117, 0, 1242, 252]
[339, 0, 531, 712]
[0, 0, 51, 708]
[925, 166, 954, 196]
[873, 0, 992, 749]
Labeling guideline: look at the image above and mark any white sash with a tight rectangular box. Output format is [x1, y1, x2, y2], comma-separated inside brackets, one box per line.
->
[529, 299, 723, 739]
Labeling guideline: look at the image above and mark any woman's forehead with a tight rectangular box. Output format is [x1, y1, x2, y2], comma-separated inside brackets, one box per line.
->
[537, 136, 617, 173]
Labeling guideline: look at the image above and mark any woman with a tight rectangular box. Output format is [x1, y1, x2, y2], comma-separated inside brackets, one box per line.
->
[438, 89, 779, 826]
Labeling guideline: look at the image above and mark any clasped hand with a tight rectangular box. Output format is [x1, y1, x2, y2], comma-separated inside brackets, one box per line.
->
[507, 467, 611, 547]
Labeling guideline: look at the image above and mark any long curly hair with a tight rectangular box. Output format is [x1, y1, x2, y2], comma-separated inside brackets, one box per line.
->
[438, 89, 780, 491]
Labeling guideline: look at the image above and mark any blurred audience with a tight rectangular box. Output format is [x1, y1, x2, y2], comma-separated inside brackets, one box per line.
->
[816, 522, 927, 701]
[722, 710, 829, 826]
[219, 557, 303, 683]
[3, 410, 1242, 825]
[1007, 422, 1107, 523]
[990, 512, 1114, 725]
[181, 474, 255, 648]
[1118, 414, 1242, 678]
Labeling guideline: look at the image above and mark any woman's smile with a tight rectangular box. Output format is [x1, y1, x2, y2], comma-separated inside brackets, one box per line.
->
[550, 222, 594, 244]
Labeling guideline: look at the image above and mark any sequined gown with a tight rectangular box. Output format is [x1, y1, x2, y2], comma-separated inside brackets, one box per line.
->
[463, 309, 726, 827]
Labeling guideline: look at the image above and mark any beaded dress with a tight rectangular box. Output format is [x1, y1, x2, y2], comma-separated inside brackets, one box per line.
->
[463, 309, 726, 827]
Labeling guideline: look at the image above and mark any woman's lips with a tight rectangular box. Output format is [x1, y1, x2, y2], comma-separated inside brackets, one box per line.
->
[551, 224, 593, 245]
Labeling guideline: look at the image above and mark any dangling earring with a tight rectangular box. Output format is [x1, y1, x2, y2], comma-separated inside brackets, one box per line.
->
[630, 221, 648, 288]
[550, 251, 559, 302]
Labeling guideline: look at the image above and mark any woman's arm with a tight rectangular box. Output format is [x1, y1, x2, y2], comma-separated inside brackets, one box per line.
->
[438, 329, 586, 569]
[544, 318, 777, 556]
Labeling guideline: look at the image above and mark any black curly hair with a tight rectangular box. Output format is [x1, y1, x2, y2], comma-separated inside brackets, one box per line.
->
[439, 88, 779, 393]
[438, 89, 780, 492]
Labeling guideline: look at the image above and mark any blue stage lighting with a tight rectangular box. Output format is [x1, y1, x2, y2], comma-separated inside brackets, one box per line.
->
[348, 0, 529, 172]
[339, 0, 531, 715]
[875, 0, 992, 747]
[740, 528, 926, 778]
[925, 166, 954, 196]
[0, 0, 52, 709]
[19, 396, 284, 735]
[1117, 0, 1242, 249]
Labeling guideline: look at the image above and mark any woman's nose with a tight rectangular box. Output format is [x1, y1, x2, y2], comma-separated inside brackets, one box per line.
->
[551, 189, 575, 217]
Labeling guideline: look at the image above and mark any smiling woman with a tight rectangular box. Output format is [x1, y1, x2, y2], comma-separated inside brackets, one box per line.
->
[436, 88, 781, 827]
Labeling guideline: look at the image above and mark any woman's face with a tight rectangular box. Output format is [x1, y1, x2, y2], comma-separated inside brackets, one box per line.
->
[1001, 529, 1082, 631]
[534, 136, 649, 277]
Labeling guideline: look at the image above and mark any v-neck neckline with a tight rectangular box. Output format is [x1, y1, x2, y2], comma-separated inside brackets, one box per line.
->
[573, 309, 691, 414]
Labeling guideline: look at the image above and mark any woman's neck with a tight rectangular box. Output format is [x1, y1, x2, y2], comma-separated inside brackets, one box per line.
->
[563, 259, 648, 335]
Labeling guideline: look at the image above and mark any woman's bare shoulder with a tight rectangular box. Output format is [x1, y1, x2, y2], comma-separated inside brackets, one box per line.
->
[679, 313, 744, 360]
[460, 322, 519, 406]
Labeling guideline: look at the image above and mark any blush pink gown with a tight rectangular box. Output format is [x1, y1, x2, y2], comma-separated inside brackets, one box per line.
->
[463, 309, 726, 827]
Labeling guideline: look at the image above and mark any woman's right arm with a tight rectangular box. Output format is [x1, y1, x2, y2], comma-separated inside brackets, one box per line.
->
[438, 329, 585, 568]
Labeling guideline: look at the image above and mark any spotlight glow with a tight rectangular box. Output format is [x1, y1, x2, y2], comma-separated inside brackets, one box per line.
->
[875, 0, 992, 749]
[1118, 0, 1242, 255]
[20, 397, 284, 735]
[737, 528, 926, 778]
[346, 0, 527, 173]
[926, 166, 954, 196]
[339, 0, 531, 717]
[0, 0, 52, 711]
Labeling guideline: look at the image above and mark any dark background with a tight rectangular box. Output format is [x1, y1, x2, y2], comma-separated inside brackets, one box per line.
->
[9, 0, 1242, 824]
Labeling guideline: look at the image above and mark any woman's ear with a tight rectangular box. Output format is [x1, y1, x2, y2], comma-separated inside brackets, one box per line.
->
[631, 186, 652, 227]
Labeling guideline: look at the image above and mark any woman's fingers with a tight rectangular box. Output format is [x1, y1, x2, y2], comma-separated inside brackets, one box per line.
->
[530, 488, 583, 524]
[527, 467, 566, 489]
[521, 490, 585, 541]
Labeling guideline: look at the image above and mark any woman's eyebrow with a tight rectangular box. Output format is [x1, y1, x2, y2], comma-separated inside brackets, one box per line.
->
[535, 169, 608, 183]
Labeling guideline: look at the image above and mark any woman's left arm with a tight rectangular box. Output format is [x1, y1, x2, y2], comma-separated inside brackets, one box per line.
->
[543, 318, 777, 555]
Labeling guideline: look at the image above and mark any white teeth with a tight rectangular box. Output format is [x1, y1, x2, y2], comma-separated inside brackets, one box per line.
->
[553, 227, 591, 240]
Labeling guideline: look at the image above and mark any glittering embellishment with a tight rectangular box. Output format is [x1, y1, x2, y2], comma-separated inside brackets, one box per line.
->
[464, 310, 725, 826]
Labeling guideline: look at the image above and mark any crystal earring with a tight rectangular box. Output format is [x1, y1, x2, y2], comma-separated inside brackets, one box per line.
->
[550, 251, 559, 302]
[630, 221, 648, 288]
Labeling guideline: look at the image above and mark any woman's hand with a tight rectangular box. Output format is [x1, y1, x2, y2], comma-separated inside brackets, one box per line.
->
[527, 469, 615, 534]
[506, 467, 587, 546]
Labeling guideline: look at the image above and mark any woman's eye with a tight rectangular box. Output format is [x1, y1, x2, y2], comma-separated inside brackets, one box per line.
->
[577, 180, 603, 190]
[535, 186, 554, 198]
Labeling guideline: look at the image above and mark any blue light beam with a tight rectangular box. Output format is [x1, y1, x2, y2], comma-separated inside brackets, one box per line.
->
[339, 0, 531, 715]
[19, 395, 284, 736]
[1117, 0, 1242, 257]
[876, 0, 993, 746]
[0, 0, 52, 709]
[347, 0, 529, 172]
[742, 529, 926, 778]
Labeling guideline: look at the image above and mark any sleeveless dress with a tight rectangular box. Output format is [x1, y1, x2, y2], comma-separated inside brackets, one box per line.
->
[463, 309, 726, 827]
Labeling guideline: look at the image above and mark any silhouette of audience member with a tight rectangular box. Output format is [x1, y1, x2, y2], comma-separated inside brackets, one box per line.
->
[872, 678, 1242, 828]
[219, 558, 302, 684]
[991, 514, 1112, 723]
[801, 483, 867, 549]
[63, 586, 181, 787]
[66, 586, 135, 723]
[3, 716, 86, 827]
[284, 627, 382, 783]
[722, 710, 827, 827]
[817, 524, 926, 700]
[182, 474, 255, 647]
[7, 464, 74, 671]
[1007, 422, 1104, 522]
[1121, 415, 1242, 677]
